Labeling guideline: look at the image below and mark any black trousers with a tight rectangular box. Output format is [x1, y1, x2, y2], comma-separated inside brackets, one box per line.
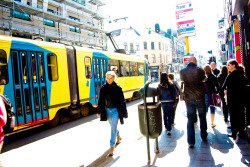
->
[228, 104, 245, 136]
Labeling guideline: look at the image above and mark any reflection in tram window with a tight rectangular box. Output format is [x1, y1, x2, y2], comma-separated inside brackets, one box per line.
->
[130, 62, 138, 76]
[12, 52, 19, 84]
[34, 88, 40, 112]
[42, 87, 47, 110]
[96, 59, 100, 78]
[25, 89, 31, 114]
[0, 49, 8, 85]
[85, 57, 92, 79]
[138, 63, 144, 76]
[47, 53, 58, 81]
[108, 59, 119, 76]
[16, 90, 22, 116]
[93, 59, 96, 79]
[120, 61, 130, 77]
[39, 54, 44, 82]
[21, 53, 27, 83]
[32, 54, 37, 82]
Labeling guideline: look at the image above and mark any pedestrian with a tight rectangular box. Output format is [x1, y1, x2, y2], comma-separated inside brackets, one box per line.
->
[210, 62, 220, 76]
[203, 65, 220, 128]
[96, 71, 128, 156]
[0, 95, 7, 153]
[168, 73, 180, 126]
[217, 66, 229, 123]
[180, 56, 207, 148]
[222, 59, 247, 140]
[158, 72, 177, 135]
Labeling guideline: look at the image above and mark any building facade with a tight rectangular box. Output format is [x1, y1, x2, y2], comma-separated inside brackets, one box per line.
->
[142, 29, 171, 82]
[0, 0, 106, 49]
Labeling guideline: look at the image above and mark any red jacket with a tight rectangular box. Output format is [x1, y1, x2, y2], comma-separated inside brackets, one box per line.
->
[0, 97, 7, 144]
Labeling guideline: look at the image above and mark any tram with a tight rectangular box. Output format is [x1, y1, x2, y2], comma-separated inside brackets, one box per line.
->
[0, 35, 148, 135]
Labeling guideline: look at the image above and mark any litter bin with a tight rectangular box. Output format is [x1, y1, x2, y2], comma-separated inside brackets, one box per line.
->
[138, 102, 162, 139]
[138, 82, 162, 164]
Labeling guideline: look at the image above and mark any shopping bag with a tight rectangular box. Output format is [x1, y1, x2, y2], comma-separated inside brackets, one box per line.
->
[211, 93, 221, 108]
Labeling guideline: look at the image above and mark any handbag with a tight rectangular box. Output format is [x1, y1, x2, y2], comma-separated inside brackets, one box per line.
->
[204, 82, 221, 108]
[211, 93, 221, 108]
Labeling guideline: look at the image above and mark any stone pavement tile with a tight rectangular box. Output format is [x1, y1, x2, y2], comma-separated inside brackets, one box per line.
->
[191, 160, 213, 167]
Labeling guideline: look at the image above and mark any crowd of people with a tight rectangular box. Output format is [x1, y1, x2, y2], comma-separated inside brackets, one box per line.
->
[157, 57, 248, 148]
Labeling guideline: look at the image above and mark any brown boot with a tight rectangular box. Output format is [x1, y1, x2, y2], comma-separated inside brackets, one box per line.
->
[108, 146, 114, 156]
[116, 136, 122, 145]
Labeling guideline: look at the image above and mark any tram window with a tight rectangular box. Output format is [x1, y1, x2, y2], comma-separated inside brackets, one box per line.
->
[47, 53, 58, 81]
[25, 88, 30, 114]
[32, 53, 37, 82]
[12, 52, 19, 84]
[42, 87, 47, 110]
[39, 54, 44, 82]
[120, 61, 129, 77]
[0, 50, 8, 85]
[85, 57, 92, 79]
[138, 63, 144, 76]
[34, 88, 40, 112]
[16, 90, 22, 116]
[108, 59, 119, 76]
[21, 53, 28, 83]
[130, 62, 138, 76]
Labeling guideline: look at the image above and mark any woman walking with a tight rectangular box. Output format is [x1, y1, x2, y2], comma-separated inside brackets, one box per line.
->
[158, 72, 177, 135]
[96, 71, 128, 156]
[217, 66, 229, 123]
[222, 60, 247, 139]
[203, 65, 220, 128]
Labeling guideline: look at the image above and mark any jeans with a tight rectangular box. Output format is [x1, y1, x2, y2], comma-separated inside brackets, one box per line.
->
[161, 102, 174, 131]
[205, 94, 215, 114]
[107, 108, 120, 147]
[185, 99, 207, 145]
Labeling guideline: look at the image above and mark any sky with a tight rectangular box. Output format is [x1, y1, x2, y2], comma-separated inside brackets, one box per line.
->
[101, 0, 224, 57]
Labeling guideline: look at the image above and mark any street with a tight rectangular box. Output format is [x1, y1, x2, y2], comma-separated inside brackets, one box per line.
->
[1, 97, 250, 167]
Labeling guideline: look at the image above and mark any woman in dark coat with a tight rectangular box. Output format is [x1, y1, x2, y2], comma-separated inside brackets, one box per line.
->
[203, 65, 220, 128]
[222, 59, 247, 139]
[96, 71, 128, 156]
[218, 66, 229, 123]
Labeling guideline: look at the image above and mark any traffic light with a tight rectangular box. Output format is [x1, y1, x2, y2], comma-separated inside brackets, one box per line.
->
[208, 50, 212, 54]
[155, 23, 160, 33]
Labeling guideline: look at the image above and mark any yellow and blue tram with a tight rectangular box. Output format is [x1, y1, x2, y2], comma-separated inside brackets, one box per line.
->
[0, 35, 148, 134]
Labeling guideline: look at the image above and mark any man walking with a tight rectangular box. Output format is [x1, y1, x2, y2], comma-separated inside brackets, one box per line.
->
[180, 56, 207, 148]
[211, 62, 220, 76]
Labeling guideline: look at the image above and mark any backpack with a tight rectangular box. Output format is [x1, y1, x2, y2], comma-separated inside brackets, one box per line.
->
[0, 94, 15, 133]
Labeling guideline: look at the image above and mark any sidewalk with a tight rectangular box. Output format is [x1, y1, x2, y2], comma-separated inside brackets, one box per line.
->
[87, 100, 250, 167]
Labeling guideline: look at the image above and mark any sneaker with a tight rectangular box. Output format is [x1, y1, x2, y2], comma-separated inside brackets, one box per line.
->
[167, 131, 171, 136]
[211, 124, 216, 128]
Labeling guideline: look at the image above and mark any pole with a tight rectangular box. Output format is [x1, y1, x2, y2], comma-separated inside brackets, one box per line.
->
[144, 81, 151, 164]
[185, 36, 189, 55]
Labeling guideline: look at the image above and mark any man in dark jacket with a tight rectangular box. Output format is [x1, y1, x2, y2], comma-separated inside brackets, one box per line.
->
[96, 71, 128, 156]
[180, 56, 207, 148]
[211, 62, 220, 76]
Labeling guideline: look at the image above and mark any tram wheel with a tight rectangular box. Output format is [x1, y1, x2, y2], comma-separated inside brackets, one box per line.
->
[48, 111, 60, 126]
[80, 105, 89, 117]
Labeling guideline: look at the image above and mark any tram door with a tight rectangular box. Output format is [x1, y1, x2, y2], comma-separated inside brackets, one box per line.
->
[93, 57, 107, 103]
[11, 50, 48, 126]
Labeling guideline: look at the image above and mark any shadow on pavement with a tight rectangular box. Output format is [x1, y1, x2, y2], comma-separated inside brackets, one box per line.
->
[85, 149, 114, 167]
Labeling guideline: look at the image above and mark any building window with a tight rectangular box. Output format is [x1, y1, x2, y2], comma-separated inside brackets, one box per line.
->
[88, 32, 95, 37]
[44, 19, 55, 27]
[143, 42, 147, 50]
[152, 54, 156, 63]
[124, 43, 128, 51]
[160, 54, 162, 63]
[159, 42, 161, 50]
[69, 26, 81, 33]
[136, 43, 139, 51]
[47, 9, 55, 14]
[130, 43, 134, 53]
[69, 15, 80, 22]
[151, 42, 155, 50]
[47, 53, 58, 81]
